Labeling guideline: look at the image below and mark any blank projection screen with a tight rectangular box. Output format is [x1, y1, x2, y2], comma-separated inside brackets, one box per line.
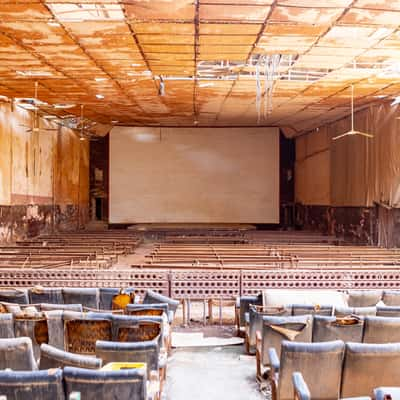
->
[109, 127, 279, 224]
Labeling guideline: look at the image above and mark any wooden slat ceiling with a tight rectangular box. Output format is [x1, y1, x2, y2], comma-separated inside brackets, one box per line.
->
[1, 0, 400, 135]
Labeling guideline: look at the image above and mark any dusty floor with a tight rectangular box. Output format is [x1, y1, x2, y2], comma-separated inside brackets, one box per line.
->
[165, 344, 264, 400]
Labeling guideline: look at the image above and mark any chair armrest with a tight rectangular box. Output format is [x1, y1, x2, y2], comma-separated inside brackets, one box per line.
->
[256, 330, 262, 353]
[268, 347, 280, 374]
[235, 297, 241, 309]
[292, 372, 310, 400]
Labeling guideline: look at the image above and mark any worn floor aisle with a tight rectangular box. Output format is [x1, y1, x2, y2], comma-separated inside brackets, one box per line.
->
[165, 345, 265, 400]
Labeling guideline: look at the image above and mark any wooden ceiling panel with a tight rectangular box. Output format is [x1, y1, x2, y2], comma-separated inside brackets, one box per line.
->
[199, 45, 252, 54]
[200, 4, 270, 22]
[124, 1, 195, 21]
[137, 34, 194, 45]
[132, 22, 194, 34]
[199, 35, 257, 45]
[353, 0, 400, 11]
[199, 23, 262, 35]
[263, 23, 327, 36]
[140, 44, 193, 53]
[269, 6, 346, 25]
[0, 4, 51, 20]
[62, 21, 130, 36]
[277, 0, 352, 6]
[0, 1, 398, 132]
[340, 9, 400, 26]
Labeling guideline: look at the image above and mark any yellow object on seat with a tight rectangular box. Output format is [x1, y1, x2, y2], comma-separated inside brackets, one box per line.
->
[100, 362, 146, 371]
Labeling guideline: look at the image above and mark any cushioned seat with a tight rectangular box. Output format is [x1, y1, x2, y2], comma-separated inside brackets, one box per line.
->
[376, 306, 400, 317]
[382, 291, 400, 306]
[246, 305, 291, 355]
[39, 343, 102, 370]
[14, 315, 49, 359]
[0, 337, 38, 370]
[44, 310, 64, 350]
[143, 290, 179, 317]
[291, 304, 333, 316]
[29, 287, 63, 305]
[341, 342, 400, 398]
[0, 288, 29, 304]
[257, 314, 313, 379]
[96, 339, 159, 377]
[126, 303, 169, 318]
[62, 288, 99, 309]
[269, 340, 345, 400]
[362, 316, 400, 343]
[335, 306, 376, 317]
[0, 313, 14, 338]
[237, 295, 263, 328]
[0, 368, 64, 400]
[312, 315, 364, 343]
[64, 366, 147, 400]
[347, 291, 382, 307]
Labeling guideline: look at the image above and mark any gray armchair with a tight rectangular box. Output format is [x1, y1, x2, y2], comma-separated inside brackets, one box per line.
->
[0, 288, 29, 304]
[347, 290, 382, 307]
[376, 306, 400, 317]
[95, 339, 161, 378]
[0, 368, 64, 400]
[291, 304, 333, 316]
[62, 288, 99, 309]
[0, 313, 14, 338]
[0, 337, 38, 370]
[236, 294, 262, 333]
[246, 305, 291, 355]
[341, 342, 400, 398]
[256, 314, 313, 379]
[312, 315, 364, 343]
[143, 290, 179, 319]
[29, 287, 64, 305]
[362, 316, 400, 343]
[64, 366, 147, 400]
[269, 340, 344, 400]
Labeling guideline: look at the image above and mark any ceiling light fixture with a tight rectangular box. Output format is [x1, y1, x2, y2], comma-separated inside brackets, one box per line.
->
[131, 63, 142, 67]
[95, 77, 107, 82]
[332, 85, 374, 141]
[96, 94, 104, 99]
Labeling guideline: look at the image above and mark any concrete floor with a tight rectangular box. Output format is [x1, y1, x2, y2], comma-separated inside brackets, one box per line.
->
[165, 345, 265, 400]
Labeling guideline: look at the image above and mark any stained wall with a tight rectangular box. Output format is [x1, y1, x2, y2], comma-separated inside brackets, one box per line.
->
[0, 102, 89, 242]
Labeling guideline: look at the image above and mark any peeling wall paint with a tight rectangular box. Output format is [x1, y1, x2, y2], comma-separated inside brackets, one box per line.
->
[295, 205, 377, 245]
[0, 102, 89, 243]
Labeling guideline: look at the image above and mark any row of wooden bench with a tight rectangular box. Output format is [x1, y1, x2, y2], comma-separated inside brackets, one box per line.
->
[0, 231, 141, 269]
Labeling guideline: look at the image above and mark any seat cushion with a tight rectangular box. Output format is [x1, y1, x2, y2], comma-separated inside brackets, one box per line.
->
[278, 340, 345, 400]
[262, 290, 348, 308]
[341, 342, 400, 398]
[347, 291, 382, 307]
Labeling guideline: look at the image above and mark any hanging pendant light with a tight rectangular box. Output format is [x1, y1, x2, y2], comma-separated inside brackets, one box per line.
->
[332, 84, 374, 141]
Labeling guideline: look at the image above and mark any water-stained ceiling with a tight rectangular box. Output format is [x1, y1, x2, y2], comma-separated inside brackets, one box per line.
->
[2, 0, 400, 135]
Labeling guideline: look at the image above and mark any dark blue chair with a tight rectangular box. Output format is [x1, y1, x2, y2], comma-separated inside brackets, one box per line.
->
[64, 366, 147, 400]
[0, 369, 64, 400]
